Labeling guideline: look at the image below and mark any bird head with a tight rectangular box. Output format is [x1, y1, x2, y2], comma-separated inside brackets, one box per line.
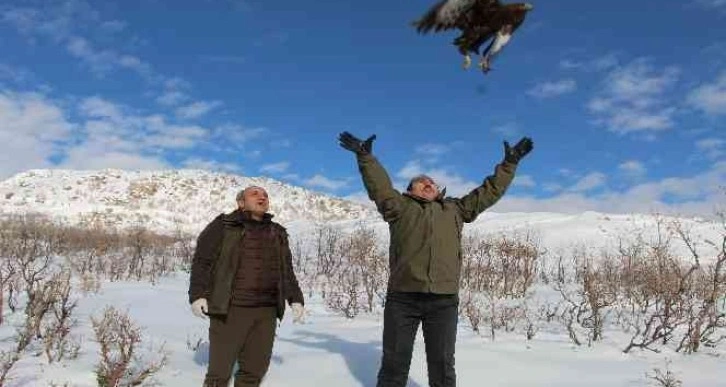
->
[521, 3, 533, 11]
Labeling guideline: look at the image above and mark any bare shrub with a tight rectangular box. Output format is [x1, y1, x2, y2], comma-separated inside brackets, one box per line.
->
[458, 230, 542, 338]
[646, 359, 682, 387]
[672, 218, 726, 353]
[460, 231, 540, 298]
[91, 305, 168, 387]
[616, 216, 724, 354]
[325, 263, 362, 319]
[186, 332, 205, 352]
[551, 246, 618, 346]
[314, 224, 344, 278]
[40, 270, 82, 363]
[324, 223, 387, 318]
[172, 223, 195, 273]
[0, 349, 21, 386]
[0, 256, 16, 326]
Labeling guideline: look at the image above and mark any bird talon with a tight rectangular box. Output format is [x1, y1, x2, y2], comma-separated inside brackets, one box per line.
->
[462, 55, 471, 69]
[478, 59, 491, 73]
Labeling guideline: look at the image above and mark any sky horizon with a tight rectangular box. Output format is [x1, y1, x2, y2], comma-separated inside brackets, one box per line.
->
[1, 0, 724, 218]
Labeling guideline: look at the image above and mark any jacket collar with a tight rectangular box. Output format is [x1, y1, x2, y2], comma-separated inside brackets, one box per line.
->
[403, 191, 445, 204]
[223, 208, 274, 225]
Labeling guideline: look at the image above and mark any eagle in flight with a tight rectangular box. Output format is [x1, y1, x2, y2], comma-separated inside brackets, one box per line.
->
[412, 0, 533, 73]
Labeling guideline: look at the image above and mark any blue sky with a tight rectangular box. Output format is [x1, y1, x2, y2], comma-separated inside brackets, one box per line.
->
[0, 0, 724, 217]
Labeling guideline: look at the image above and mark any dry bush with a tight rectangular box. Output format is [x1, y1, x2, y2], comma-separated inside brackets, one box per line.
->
[288, 234, 319, 300]
[91, 305, 168, 387]
[646, 359, 682, 387]
[40, 270, 82, 364]
[615, 216, 726, 354]
[537, 214, 726, 354]
[314, 224, 345, 278]
[0, 350, 21, 386]
[324, 223, 388, 318]
[460, 231, 540, 298]
[550, 246, 618, 346]
[458, 230, 542, 338]
[171, 224, 196, 273]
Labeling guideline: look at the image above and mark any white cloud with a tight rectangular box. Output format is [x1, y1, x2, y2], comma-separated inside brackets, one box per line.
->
[61, 150, 169, 171]
[304, 174, 349, 191]
[180, 158, 242, 174]
[80, 96, 123, 119]
[100, 20, 126, 33]
[543, 182, 563, 192]
[201, 55, 246, 64]
[687, 71, 726, 116]
[526, 79, 577, 99]
[694, 0, 726, 9]
[156, 91, 187, 106]
[0, 3, 193, 94]
[568, 172, 607, 192]
[588, 58, 680, 134]
[414, 143, 451, 156]
[214, 124, 266, 146]
[260, 162, 290, 174]
[557, 168, 575, 177]
[64, 36, 155, 79]
[696, 137, 725, 159]
[491, 162, 726, 219]
[559, 54, 619, 72]
[618, 160, 647, 178]
[175, 100, 223, 119]
[156, 77, 191, 106]
[0, 90, 74, 178]
[77, 97, 210, 151]
[0, 63, 37, 85]
[512, 175, 536, 188]
[0, 90, 221, 175]
[491, 122, 519, 136]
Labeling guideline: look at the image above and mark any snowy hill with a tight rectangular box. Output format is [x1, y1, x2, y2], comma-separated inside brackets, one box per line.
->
[0, 169, 724, 386]
[0, 168, 378, 234]
[0, 168, 722, 260]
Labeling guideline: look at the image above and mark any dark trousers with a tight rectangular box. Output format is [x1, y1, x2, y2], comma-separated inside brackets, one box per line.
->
[376, 291, 459, 387]
[204, 306, 278, 387]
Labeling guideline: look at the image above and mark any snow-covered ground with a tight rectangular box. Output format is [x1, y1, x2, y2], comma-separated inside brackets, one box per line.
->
[1, 168, 725, 386]
[2, 272, 724, 387]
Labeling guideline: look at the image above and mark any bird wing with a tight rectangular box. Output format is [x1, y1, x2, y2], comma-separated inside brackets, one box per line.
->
[412, 0, 500, 34]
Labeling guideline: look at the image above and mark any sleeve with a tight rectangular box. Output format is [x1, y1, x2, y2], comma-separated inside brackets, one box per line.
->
[187, 214, 224, 304]
[281, 228, 305, 306]
[454, 160, 517, 223]
[355, 153, 404, 222]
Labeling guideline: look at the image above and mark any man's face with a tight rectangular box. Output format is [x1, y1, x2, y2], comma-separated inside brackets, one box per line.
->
[409, 176, 440, 201]
[238, 186, 270, 214]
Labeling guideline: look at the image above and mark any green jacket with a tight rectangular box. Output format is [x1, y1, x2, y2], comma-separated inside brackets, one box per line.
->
[355, 153, 518, 294]
[187, 209, 304, 320]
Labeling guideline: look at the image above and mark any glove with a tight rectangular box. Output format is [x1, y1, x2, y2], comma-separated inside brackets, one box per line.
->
[338, 131, 376, 155]
[504, 136, 533, 164]
[291, 302, 305, 324]
[191, 298, 208, 318]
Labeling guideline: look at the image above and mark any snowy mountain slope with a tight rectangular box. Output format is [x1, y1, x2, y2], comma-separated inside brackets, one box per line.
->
[0, 168, 722, 261]
[0, 168, 378, 234]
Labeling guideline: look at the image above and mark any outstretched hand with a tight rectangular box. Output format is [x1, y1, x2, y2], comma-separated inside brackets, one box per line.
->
[339, 131, 376, 155]
[503, 136, 533, 164]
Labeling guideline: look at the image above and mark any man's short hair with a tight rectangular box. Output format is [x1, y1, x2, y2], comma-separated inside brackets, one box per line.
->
[235, 185, 264, 202]
[406, 174, 434, 192]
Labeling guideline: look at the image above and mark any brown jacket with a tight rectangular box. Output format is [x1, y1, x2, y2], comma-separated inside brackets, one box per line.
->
[188, 209, 304, 320]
